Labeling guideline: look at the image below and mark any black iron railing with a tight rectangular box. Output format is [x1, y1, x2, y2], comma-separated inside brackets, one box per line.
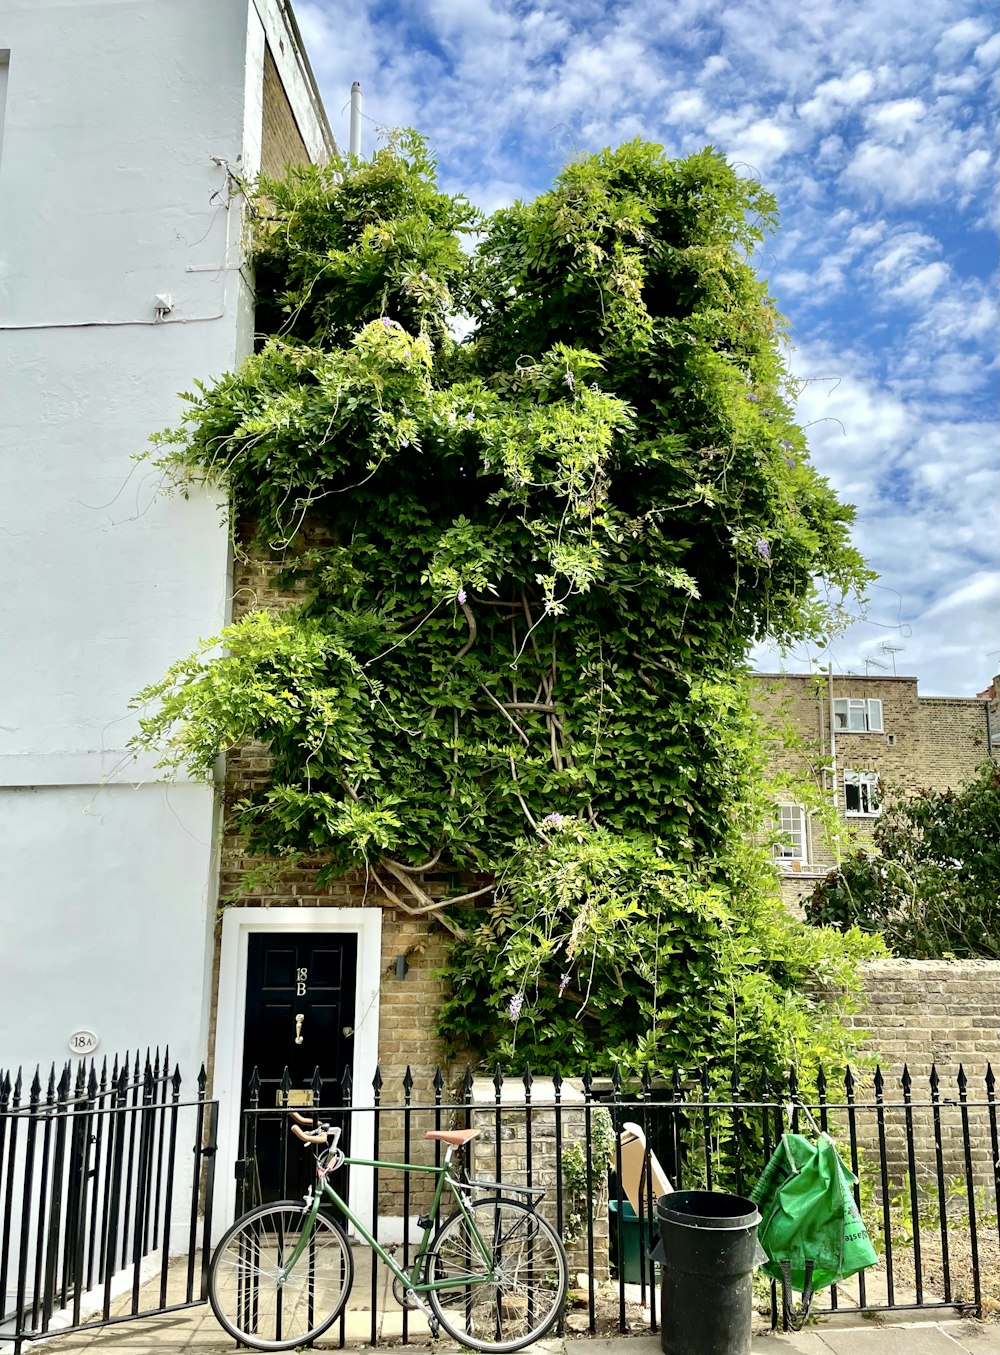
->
[0, 1051, 217, 1353]
[240, 1060, 998, 1341]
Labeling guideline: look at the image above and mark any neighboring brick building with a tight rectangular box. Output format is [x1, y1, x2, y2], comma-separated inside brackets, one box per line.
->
[751, 672, 995, 907]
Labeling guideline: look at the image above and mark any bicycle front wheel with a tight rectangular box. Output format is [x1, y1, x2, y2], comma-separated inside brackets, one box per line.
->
[426, 1197, 568, 1352]
[209, 1200, 353, 1351]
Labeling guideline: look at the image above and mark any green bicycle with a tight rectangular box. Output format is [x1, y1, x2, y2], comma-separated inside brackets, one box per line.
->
[209, 1113, 569, 1352]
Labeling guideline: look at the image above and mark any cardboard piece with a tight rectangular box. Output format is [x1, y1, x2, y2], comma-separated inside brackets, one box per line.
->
[617, 1120, 673, 1214]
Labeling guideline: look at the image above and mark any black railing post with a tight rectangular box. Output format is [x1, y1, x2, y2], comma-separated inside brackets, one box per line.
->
[158, 1067, 182, 1310]
[986, 1064, 999, 1253]
[102, 1063, 129, 1322]
[398, 1067, 411, 1344]
[370, 1065, 382, 1349]
[901, 1066, 923, 1304]
[957, 1067, 981, 1318]
[873, 1066, 894, 1308]
[553, 1069, 565, 1336]
[843, 1066, 867, 1313]
[611, 1066, 626, 1333]
[582, 1068, 596, 1334]
[928, 1065, 952, 1303]
[30, 1064, 56, 1331]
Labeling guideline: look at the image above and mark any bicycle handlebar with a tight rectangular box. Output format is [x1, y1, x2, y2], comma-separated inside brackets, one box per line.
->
[290, 1123, 329, 1145]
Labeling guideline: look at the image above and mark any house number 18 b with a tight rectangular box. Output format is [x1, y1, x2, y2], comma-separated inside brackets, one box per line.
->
[296, 967, 308, 996]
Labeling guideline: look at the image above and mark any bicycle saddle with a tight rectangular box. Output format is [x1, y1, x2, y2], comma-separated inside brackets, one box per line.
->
[424, 1128, 481, 1145]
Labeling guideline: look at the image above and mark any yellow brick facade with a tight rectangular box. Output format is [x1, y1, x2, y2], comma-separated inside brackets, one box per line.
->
[751, 673, 992, 907]
[260, 44, 309, 178]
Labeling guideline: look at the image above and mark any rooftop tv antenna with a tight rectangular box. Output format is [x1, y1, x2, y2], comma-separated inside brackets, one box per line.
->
[878, 641, 904, 676]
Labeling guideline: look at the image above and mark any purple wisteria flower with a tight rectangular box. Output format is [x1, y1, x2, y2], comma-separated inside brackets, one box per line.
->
[558, 973, 571, 997]
[509, 993, 524, 1022]
[563, 371, 575, 391]
[457, 587, 468, 605]
[746, 392, 761, 404]
[780, 438, 794, 451]
[542, 812, 565, 828]
[756, 538, 771, 562]
[786, 457, 796, 469]
[380, 316, 394, 332]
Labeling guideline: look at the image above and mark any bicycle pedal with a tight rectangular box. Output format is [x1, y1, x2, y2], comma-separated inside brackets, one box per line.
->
[429, 1317, 440, 1339]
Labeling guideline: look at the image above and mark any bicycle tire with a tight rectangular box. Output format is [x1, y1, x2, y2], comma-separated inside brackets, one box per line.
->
[209, 1199, 354, 1351]
[425, 1196, 568, 1352]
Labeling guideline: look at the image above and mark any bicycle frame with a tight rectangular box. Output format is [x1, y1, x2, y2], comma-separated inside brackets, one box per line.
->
[281, 1150, 496, 1296]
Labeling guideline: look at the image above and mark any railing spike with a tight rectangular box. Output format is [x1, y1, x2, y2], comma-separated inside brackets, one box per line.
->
[30, 1066, 42, 1103]
[582, 1068, 594, 1096]
[433, 1066, 444, 1093]
[45, 1064, 56, 1102]
[957, 1065, 968, 1096]
[523, 1066, 533, 1092]
[844, 1064, 855, 1095]
[986, 1063, 995, 1094]
[87, 1064, 98, 1099]
[816, 1065, 827, 1096]
[901, 1064, 912, 1095]
[493, 1064, 504, 1094]
[402, 1066, 413, 1096]
[553, 1068, 563, 1095]
[341, 1065, 353, 1103]
[372, 1064, 383, 1094]
[462, 1065, 474, 1099]
[197, 1064, 208, 1095]
[171, 1066, 182, 1096]
[248, 1066, 261, 1099]
[311, 1067, 324, 1103]
[611, 1065, 622, 1094]
[874, 1066, 885, 1096]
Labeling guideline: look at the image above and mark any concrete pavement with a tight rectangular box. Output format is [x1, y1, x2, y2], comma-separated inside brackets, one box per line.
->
[13, 1310, 995, 1355]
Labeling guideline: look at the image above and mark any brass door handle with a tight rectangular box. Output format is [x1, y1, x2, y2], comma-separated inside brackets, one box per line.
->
[294, 1013, 305, 1045]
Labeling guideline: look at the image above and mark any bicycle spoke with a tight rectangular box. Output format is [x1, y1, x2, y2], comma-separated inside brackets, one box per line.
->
[210, 1203, 353, 1352]
[427, 1199, 567, 1353]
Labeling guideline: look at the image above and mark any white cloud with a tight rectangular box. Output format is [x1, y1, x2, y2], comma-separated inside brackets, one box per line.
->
[291, 0, 999, 695]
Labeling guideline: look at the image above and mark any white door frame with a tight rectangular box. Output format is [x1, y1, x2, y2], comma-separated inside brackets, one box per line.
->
[212, 906, 382, 1241]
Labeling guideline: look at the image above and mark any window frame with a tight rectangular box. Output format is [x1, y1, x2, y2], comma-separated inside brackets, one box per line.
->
[843, 770, 881, 817]
[773, 803, 809, 863]
[833, 697, 884, 733]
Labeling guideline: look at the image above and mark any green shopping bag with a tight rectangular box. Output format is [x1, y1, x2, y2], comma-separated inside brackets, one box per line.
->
[750, 1127, 877, 1328]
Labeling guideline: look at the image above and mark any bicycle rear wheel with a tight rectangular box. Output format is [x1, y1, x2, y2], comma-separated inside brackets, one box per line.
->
[209, 1200, 353, 1351]
[426, 1197, 568, 1352]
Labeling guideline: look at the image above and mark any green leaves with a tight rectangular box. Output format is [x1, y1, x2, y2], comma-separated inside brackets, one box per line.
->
[134, 131, 878, 1086]
[805, 763, 1000, 960]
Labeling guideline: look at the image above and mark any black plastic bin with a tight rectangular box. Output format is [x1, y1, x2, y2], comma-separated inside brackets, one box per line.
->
[652, 1191, 764, 1355]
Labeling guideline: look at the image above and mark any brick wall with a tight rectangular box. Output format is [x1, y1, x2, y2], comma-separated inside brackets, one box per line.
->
[752, 674, 991, 906]
[848, 960, 1000, 1189]
[260, 44, 309, 178]
[467, 1079, 610, 1279]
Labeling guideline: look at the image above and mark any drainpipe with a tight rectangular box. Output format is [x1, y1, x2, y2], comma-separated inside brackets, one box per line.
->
[828, 664, 839, 862]
[349, 81, 363, 158]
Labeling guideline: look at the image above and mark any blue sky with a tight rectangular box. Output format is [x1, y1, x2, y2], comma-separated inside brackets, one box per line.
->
[295, 0, 998, 696]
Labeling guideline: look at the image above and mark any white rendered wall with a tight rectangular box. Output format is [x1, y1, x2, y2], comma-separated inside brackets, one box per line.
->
[0, 1, 257, 1080]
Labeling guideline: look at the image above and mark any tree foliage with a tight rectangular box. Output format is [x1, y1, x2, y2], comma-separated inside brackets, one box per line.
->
[135, 133, 879, 1087]
[804, 762, 1000, 959]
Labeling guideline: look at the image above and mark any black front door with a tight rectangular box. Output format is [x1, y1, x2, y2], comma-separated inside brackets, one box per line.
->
[241, 932, 357, 1202]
